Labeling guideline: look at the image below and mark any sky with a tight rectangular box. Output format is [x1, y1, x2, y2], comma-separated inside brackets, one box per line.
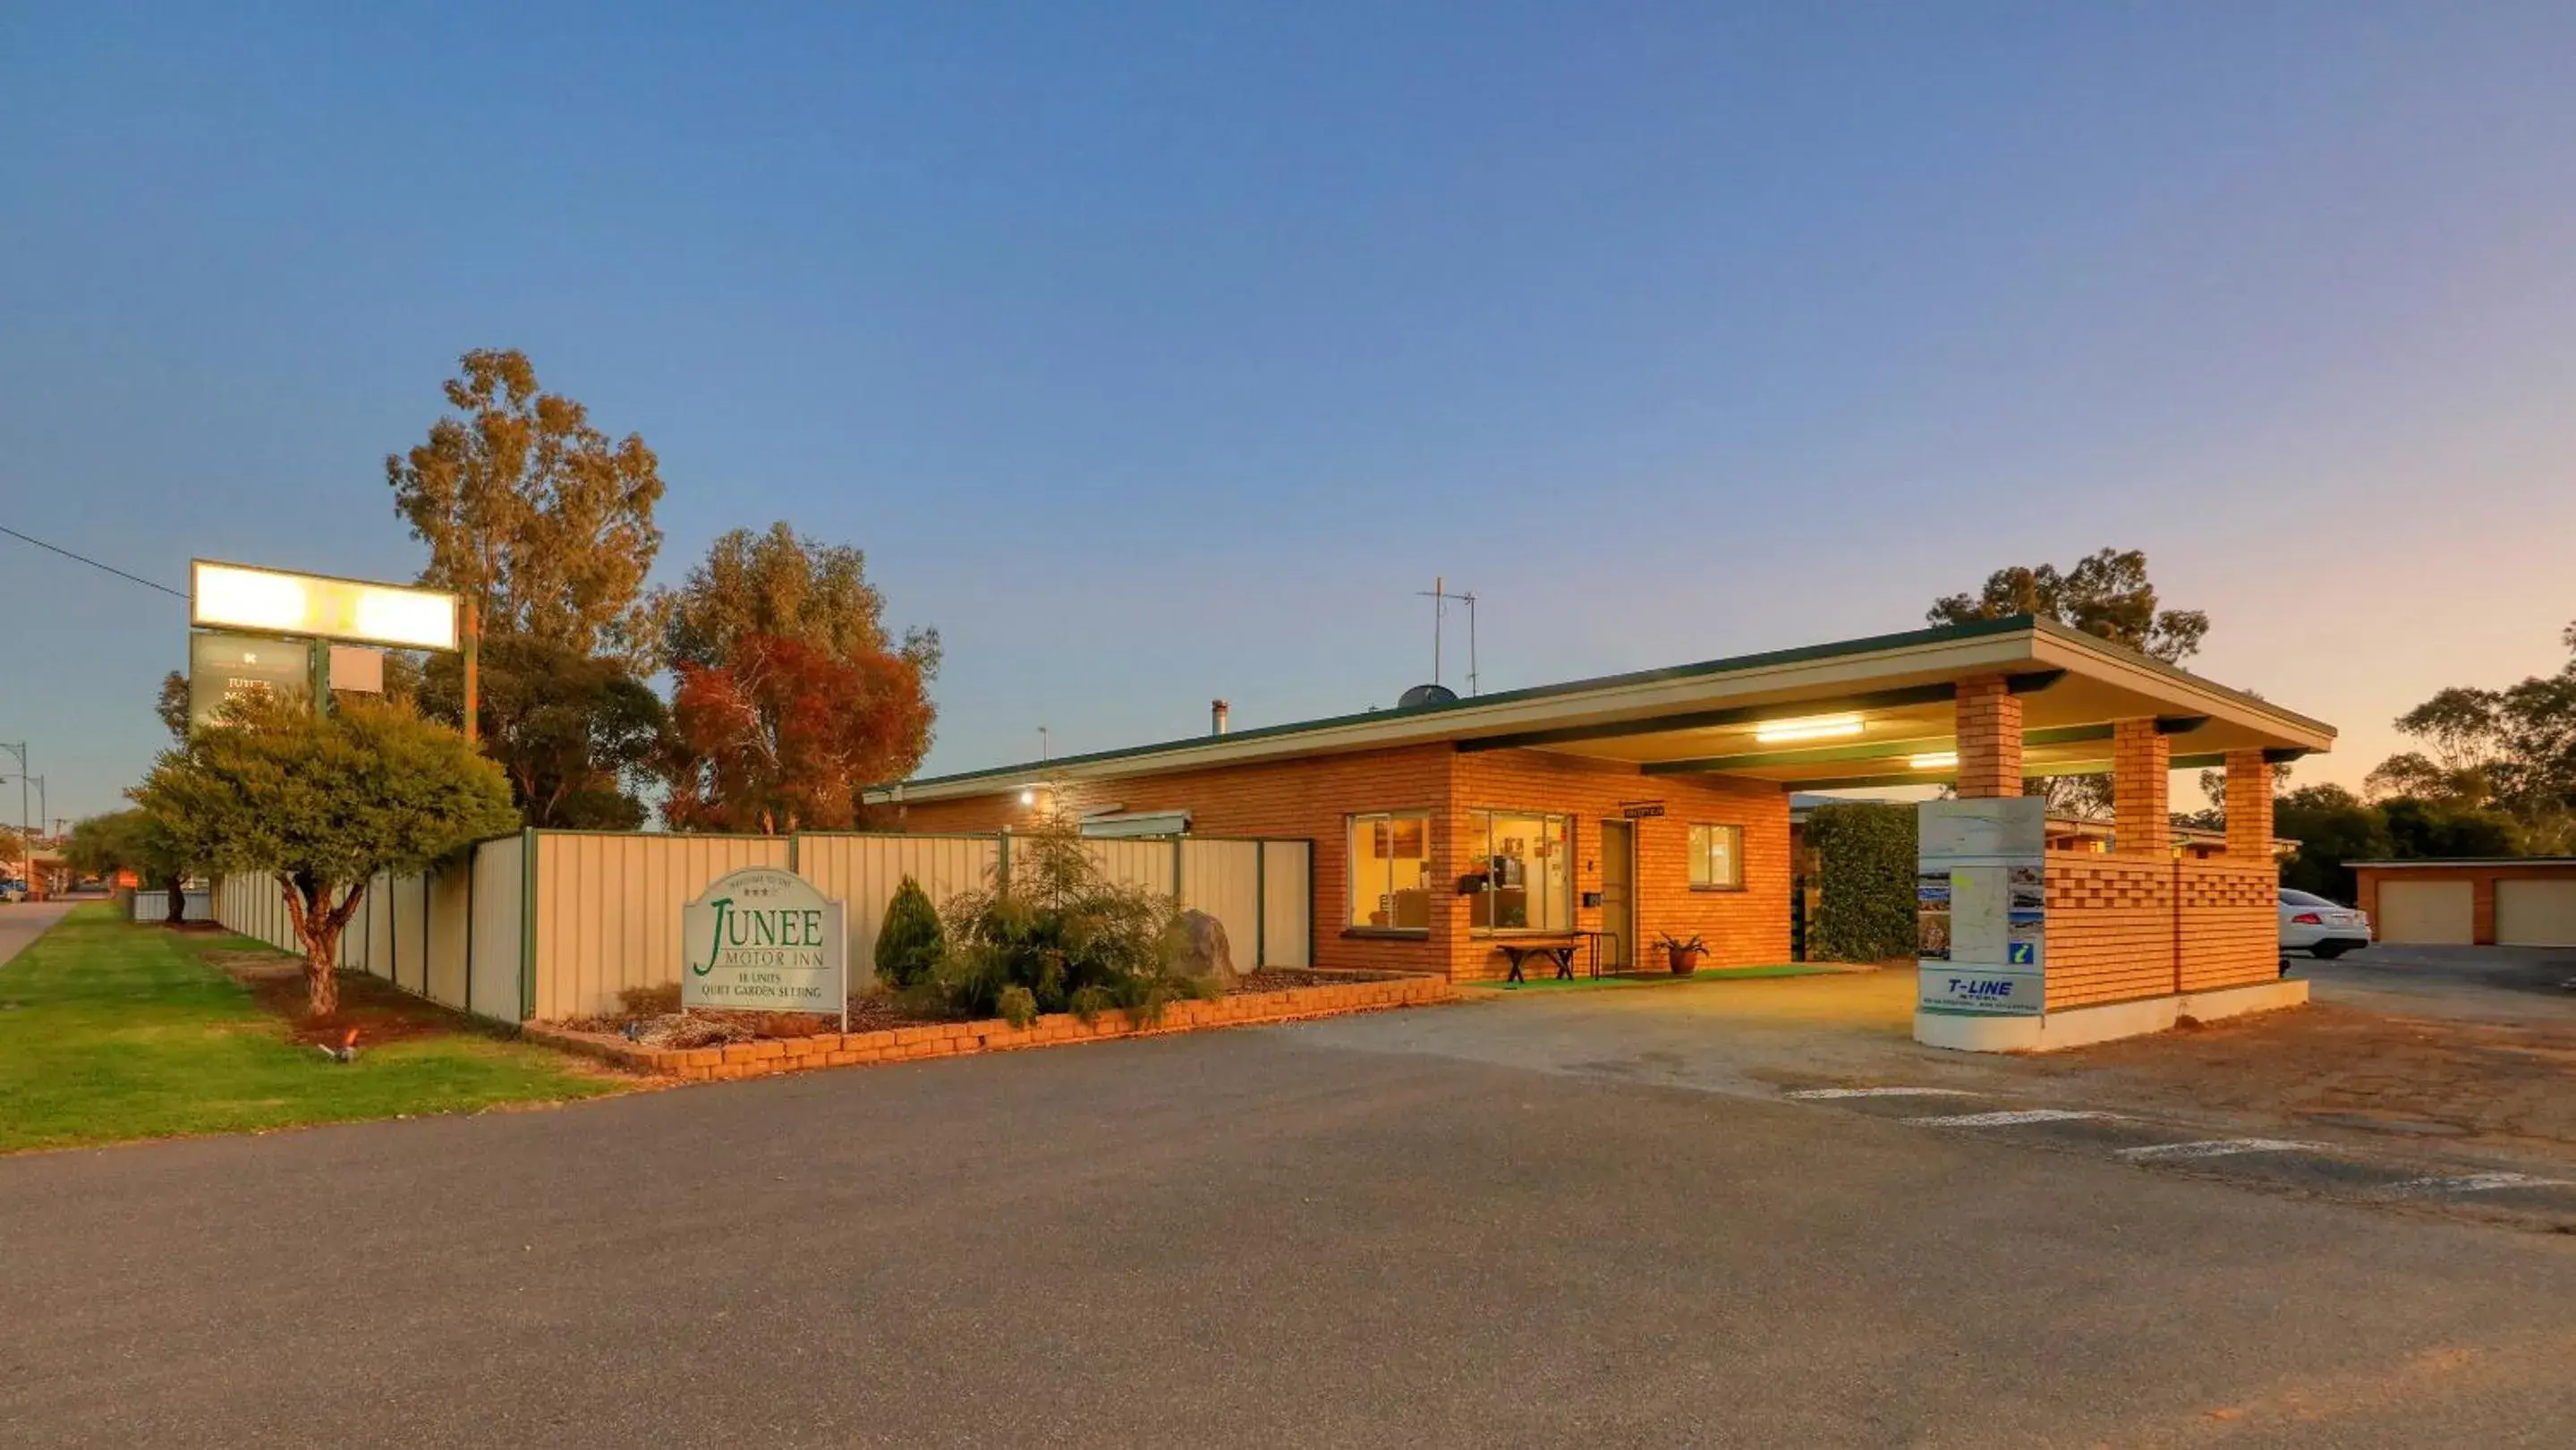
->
[4, 2, 2574, 826]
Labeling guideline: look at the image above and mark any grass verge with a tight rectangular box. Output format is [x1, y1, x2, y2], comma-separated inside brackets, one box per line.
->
[0, 904, 625, 1154]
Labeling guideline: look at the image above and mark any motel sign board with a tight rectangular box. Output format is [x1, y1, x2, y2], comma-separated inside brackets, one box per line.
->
[682, 867, 848, 1020]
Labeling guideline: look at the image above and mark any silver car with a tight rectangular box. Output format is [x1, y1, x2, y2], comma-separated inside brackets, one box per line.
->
[2280, 888, 2370, 960]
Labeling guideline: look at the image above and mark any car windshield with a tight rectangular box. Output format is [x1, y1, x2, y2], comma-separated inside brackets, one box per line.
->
[2280, 889, 2341, 908]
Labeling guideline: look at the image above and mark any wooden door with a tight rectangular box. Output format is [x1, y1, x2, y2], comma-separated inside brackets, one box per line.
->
[1599, 819, 1636, 969]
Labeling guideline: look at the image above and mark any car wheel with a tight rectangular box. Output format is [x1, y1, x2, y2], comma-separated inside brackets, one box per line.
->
[2309, 942, 2350, 960]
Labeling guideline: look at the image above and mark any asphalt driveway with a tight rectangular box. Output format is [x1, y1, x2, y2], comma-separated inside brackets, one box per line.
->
[6, 1006, 2575, 1447]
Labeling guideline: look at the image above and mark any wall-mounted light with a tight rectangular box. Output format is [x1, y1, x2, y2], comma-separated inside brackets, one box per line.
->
[1753, 712, 1864, 744]
[1908, 752, 1959, 771]
[1019, 789, 1038, 806]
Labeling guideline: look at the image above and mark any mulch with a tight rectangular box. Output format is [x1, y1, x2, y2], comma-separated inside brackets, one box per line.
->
[1233, 968, 1400, 992]
[213, 953, 468, 1049]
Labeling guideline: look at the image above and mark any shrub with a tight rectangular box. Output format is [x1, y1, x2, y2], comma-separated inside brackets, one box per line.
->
[1806, 802, 1918, 963]
[930, 817, 1198, 1028]
[874, 875, 945, 990]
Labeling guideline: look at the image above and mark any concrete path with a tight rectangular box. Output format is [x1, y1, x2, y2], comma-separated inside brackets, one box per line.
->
[0, 897, 78, 970]
[6, 1011, 2575, 1446]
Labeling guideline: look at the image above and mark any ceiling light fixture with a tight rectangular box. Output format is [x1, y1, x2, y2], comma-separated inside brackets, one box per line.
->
[1753, 712, 1865, 744]
[1908, 752, 1959, 771]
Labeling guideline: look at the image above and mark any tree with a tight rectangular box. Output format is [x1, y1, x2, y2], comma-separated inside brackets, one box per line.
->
[873, 875, 945, 991]
[1928, 547, 2209, 663]
[1803, 803, 1917, 963]
[662, 633, 934, 833]
[2274, 785, 2393, 904]
[386, 348, 667, 662]
[416, 632, 667, 828]
[2374, 620, 2576, 848]
[2380, 798, 2522, 861]
[134, 695, 517, 1016]
[1928, 547, 2210, 815]
[662, 521, 941, 676]
[156, 670, 191, 743]
[66, 809, 192, 924]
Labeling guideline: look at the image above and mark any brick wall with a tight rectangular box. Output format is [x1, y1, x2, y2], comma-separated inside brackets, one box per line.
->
[1449, 750, 1789, 980]
[2043, 854, 2279, 1010]
[1954, 675, 2023, 798]
[2174, 858, 2276, 992]
[894, 742, 1793, 981]
[898, 745, 1454, 975]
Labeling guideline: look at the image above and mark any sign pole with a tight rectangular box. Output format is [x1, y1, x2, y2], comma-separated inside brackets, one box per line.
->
[462, 596, 480, 744]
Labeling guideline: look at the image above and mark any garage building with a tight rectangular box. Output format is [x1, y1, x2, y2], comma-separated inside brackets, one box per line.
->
[2351, 859, 2576, 947]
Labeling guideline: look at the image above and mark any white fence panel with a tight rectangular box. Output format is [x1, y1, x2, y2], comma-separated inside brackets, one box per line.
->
[795, 833, 999, 985]
[469, 836, 525, 1022]
[1262, 841, 1313, 968]
[1179, 840, 1262, 968]
[531, 832, 792, 1020]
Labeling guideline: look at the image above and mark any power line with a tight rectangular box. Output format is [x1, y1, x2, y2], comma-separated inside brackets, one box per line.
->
[0, 523, 187, 600]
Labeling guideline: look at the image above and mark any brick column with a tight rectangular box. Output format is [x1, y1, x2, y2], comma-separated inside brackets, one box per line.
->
[1953, 675, 2023, 798]
[2112, 720, 2170, 857]
[2223, 750, 2274, 861]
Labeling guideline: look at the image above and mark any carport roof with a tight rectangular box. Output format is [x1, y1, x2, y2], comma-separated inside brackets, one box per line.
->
[866, 614, 2336, 803]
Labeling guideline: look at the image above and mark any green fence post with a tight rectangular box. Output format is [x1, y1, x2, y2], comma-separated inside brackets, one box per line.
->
[519, 828, 539, 1022]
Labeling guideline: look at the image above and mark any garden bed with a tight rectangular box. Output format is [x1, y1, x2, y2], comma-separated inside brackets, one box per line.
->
[526, 968, 1453, 1082]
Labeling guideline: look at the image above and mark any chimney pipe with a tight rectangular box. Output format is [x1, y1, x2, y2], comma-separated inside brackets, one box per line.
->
[1211, 699, 1230, 736]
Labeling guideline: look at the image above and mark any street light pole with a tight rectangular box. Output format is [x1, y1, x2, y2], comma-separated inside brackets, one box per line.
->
[0, 743, 28, 895]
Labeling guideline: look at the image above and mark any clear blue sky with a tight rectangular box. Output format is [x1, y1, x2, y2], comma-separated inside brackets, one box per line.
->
[6, 3, 2575, 824]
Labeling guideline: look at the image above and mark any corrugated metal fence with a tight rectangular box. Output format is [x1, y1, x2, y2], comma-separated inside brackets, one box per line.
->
[213, 830, 1313, 1024]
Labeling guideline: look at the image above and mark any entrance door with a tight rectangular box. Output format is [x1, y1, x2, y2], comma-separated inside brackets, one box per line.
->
[1598, 819, 1636, 971]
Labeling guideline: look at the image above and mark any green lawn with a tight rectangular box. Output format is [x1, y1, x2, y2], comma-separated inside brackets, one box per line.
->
[0, 904, 625, 1154]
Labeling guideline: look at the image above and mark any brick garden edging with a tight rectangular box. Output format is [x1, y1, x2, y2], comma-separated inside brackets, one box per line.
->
[523, 973, 1456, 1082]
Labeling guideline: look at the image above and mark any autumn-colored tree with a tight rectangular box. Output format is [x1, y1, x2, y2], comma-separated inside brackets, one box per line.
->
[662, 633, 934, 833]
[134, 694, 517, 1016]
[386, 348, 668, 662]
[662, 521, 941, 677]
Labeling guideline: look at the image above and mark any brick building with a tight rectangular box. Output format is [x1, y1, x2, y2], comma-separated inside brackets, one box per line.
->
[868, 615, 2334, 1046]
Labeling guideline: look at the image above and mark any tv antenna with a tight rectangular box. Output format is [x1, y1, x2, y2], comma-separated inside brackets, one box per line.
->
[1416, 576, 1480, 695]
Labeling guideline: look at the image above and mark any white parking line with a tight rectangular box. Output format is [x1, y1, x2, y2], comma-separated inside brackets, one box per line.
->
[2116, 1139, 2319, 1162]
[2383, 1172, 2569, 1196]
[1905, 1109, 2121, 1128]
[1786, 1087, 1982, 1101]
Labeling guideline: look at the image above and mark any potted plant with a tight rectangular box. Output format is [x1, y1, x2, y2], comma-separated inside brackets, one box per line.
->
[1657, 933, 1708, 977]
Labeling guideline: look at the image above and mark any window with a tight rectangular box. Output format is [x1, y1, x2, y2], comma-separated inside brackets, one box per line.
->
[1689, 823, 1745, 890]
[1348, 811, 1432, 931]
[1466, 810, 1572, 932]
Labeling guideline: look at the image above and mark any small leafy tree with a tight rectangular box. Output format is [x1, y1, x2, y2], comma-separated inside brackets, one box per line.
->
[930, 817, 1211, 1027]
[1805, 802, 1918, 963]
[134, 695, 517, 1016]
[66, 808, 193, 925]
[873, 875, 945, 991]
[2274, 785, 2393, 904]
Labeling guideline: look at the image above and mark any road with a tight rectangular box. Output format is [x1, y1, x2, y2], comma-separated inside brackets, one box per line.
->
[2300, 942, 2576, 1025]
[5, 1006, 2574, 1446]
[0, 897, 77, 970]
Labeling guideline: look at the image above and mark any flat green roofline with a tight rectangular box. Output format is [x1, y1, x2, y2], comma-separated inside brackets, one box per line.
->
[871, 612, 2332, 796]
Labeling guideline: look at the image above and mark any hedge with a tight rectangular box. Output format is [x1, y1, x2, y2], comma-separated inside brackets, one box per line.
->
[1806, 802, 1917, 963]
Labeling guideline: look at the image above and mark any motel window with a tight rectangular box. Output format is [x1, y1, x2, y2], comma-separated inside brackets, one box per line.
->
[1689, 824, 1745, 890]
[1466, 810, 1572, 933]
[1348, 811, 1433, 932]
